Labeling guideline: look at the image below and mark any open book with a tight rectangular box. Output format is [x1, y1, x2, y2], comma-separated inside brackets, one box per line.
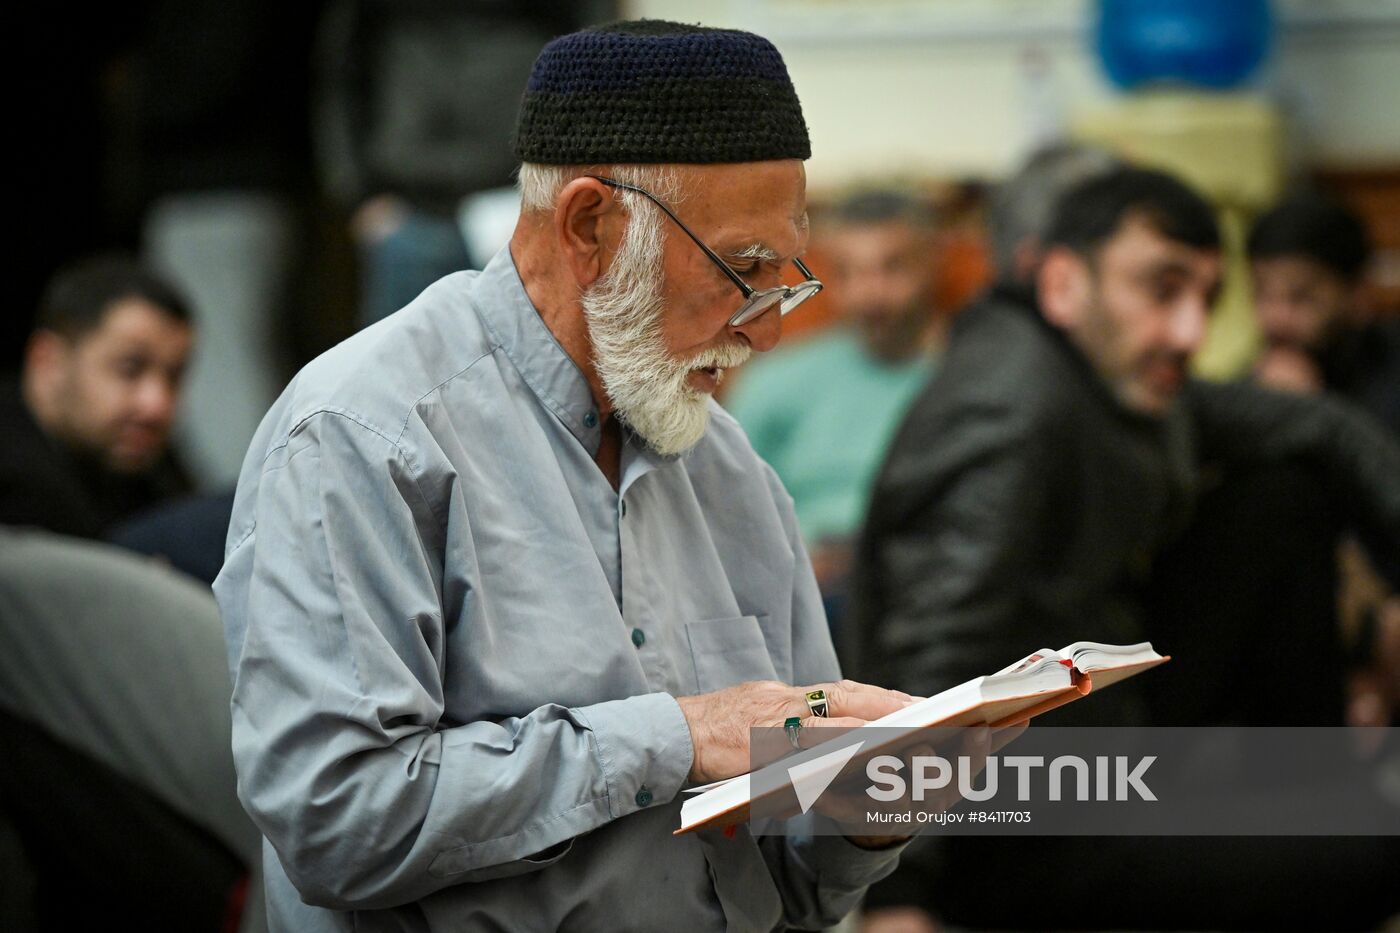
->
[677, 641, 1168, 834]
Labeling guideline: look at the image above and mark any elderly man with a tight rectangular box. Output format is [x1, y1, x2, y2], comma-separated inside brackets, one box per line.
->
[216, 20, 917, 932]
[1, 255, 194, 538]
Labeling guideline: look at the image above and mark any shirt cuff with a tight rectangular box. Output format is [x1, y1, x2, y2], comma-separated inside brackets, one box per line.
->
[801, 827, 910, 892]
[571, 692, 695, 820]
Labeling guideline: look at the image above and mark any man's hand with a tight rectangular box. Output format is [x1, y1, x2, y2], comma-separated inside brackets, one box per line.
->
[1254, 347, 1323, 394]
[860, 906, 940, 933]
[350, 193, 409, 244]
[1347, 596, 1400, 740]
[674, 679, 916, 784]
[810, 539, 854, 590]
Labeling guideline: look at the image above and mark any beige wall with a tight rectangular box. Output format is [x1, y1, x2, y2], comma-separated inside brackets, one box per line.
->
[625, 0, 1400, 190]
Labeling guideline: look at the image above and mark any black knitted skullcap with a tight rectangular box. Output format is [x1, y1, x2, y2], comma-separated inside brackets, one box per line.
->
[514, 19, 811, 165]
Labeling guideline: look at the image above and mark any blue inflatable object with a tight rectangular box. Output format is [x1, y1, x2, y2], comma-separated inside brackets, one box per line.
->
[1096, 0, 1274, 90]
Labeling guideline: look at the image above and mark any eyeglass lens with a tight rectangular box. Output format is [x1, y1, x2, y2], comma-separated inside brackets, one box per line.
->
[730, 282, 823, 327]
[780, 282, 822, 313]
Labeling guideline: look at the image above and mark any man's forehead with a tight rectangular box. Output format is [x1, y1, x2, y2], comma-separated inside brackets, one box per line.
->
[1252, 253, 1341, 286]
[688, 161, 812, 257]
[1103, 216, 1218, 271]
[824, 220, 928, 252]
[684, 160, 804, 206]
[93, 298, 189, 333]
[722, 208, 810, 252]
[76, 298, 192, 355]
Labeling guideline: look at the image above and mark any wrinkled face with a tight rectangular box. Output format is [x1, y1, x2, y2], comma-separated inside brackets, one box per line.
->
[36, 299, 194, 473]
[583, 161, 808, 455]
[1046, 216, 1220, 416]
[823, 221, 936, 361]
[1251, 255, 1351, 354]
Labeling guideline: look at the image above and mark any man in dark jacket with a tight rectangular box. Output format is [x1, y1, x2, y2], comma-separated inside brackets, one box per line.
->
[851, 167, 1400, 719]
[850, 166, 1400, 931]
[1245, 192, 1400, 734]
[1249, 191, 1400, 438]
[0, 256, 194, 538]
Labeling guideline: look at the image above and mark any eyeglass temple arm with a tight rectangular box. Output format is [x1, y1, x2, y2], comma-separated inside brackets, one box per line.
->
[588, 176, 757, 297]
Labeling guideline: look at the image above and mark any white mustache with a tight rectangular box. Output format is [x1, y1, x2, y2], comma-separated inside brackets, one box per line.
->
[688, 342, 752, 371]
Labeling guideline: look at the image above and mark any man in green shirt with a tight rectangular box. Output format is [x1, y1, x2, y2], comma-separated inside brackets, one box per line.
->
[727, 190, 941, 600]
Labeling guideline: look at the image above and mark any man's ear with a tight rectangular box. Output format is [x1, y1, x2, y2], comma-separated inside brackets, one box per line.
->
[555, 176, 623, 290]
[25, 330, 70, 385]
[22, 329, 73, 416]
[1037, 247, 1091, 331]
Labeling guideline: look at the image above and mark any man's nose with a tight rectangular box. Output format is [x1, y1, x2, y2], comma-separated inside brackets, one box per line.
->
[134, 375, 179, 424]
[1169, 299, 1208, 354]
[731, 303, 783, 353]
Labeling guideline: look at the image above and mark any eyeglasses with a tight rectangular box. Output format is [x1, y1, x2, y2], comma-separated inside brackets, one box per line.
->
[588, 175, 823, 327]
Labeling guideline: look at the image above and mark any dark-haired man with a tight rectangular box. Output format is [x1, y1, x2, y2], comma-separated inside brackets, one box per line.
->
[852, 165, 1399, 716]
[851, 166, 1400, 929]
[1249, 195, 1400, 733]
[1249, 191, 1400, 437]
[1, 256, 194, 537]
[853, 166, 1228, 712]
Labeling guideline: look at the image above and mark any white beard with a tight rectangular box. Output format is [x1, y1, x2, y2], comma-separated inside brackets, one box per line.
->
[582, 211, 751, 457]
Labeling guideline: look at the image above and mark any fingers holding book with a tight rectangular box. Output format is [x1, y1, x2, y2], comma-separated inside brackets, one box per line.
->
[675, 678, 919, 784]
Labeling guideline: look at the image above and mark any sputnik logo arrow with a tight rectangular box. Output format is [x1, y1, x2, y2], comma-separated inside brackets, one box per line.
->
[788, 740, 865, 814]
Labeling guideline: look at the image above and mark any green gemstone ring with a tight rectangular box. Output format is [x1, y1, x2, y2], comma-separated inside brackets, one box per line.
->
[784, 716, 803, 749]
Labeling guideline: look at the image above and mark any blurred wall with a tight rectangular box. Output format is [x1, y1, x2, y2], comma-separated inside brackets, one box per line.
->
[626, 0, 1400, 191]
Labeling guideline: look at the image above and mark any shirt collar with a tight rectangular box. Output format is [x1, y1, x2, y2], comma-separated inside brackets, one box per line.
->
[474, 246, 605, 455]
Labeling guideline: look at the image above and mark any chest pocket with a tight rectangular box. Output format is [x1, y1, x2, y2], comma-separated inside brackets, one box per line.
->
[685, 615, 777, 693]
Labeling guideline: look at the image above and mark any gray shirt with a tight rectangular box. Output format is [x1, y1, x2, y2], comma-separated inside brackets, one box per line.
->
[215, 247, 903, 932]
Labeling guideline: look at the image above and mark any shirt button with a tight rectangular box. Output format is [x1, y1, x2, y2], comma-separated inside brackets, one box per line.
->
[631, 627, 645, 648]
[583, 411, 598, 429]
[635, 787, 653, 807]
[620, 500, 627, 518]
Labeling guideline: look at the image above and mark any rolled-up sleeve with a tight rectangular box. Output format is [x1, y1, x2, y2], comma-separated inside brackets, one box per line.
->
[215, 410, 694, 911]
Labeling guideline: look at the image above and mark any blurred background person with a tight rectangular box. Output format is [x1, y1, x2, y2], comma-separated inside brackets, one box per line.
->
[852, 161, 1400, 932]
[851, 155, 1400, 738]
[986, 143, 1121, 286]
[1247, 190, 1400, 731]
[119, 0, 319, 491]
[314, 0, 589, 327]
[726, 190, 943, 629]
[1248, 190, 1400, 436]
[0, 528, 263, 933]
[1, 256, 194, 539]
